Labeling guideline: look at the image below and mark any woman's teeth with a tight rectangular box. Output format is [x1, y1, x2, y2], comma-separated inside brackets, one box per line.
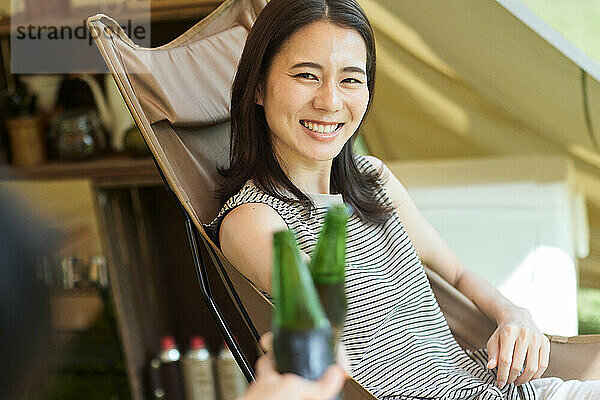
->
[301, 120, 341, 134]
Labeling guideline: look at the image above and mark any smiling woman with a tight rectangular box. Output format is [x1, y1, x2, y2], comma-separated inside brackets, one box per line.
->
[203, 0, 600, 399]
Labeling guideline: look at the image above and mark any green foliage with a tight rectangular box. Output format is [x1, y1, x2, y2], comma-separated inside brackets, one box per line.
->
[578, 287, 600, 335]
[26, 294, 131, 400]
[39, 369, 129, 400]
[353, 135, 370, 156]
[520, 0, 600, 63]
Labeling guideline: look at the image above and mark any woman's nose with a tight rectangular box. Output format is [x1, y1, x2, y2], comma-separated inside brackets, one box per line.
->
[313, 81, 343, 113]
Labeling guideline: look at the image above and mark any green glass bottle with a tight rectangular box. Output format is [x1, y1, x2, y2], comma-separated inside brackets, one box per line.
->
[309, 205, 348, 352]
[272, 229, 334, 381]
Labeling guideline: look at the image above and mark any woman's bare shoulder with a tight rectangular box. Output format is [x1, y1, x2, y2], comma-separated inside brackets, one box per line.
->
[219, 202, 287, 292]
[221, 202, 288, 234]
[363, 155, 407, 207]
[363, 154, 384, 170]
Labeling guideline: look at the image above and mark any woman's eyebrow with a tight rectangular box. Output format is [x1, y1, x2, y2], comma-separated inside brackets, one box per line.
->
[291, 62, 366, 76]
[343, 66, 366, 76]
[291, 61, 322, 70]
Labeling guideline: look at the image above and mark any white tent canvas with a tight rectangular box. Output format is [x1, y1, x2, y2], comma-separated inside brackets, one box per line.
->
[357, 0, 600, 289]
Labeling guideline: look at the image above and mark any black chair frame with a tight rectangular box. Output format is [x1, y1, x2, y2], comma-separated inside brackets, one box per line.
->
[155, 158, 259, 383]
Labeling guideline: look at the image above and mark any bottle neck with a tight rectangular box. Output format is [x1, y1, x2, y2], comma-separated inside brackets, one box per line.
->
[310, 220, 346, 284]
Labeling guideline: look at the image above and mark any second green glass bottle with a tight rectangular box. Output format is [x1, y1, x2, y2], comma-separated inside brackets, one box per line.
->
[309, 204, 349, 354]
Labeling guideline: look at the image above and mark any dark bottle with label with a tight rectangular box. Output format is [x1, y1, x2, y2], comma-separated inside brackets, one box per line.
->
[309, 205, 349, 353]
[148, 358, 165, 400]
[158, 335, 185, 400]
[272, 229, 334, 381]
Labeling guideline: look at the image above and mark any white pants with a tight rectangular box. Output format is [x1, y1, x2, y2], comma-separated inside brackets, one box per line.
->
[532, 377, 600, 400]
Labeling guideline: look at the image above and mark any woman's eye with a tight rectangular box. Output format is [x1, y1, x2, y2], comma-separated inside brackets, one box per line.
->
[342, 78, 363, 84]
[295, 72, 318, 80]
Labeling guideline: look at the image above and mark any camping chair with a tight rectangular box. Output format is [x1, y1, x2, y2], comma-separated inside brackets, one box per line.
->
[87, 0, 600, 398]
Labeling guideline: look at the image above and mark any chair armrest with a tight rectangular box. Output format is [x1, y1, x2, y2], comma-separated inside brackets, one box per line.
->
[544, 335, 600, 380]
[426, 266, 600, 380]
[343, 377, 378, 400]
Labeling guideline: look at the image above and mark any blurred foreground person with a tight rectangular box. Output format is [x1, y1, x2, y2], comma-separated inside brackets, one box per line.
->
[0, 189, 54, 399]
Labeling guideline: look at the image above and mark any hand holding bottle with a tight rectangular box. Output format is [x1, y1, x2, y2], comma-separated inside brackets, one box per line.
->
[261, 332, 351, 374]
[238, 352, 345, 400]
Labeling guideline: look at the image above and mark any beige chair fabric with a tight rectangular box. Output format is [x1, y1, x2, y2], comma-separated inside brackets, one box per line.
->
[87, 0, 600, 394]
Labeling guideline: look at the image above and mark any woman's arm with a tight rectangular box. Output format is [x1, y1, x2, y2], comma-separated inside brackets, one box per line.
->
[368, 155, 550, 387]
[220, 203, 288, 293]
[220, 202, 311, 294]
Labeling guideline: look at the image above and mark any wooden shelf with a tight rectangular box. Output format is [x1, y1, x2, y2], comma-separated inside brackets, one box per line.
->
[50, 287, 103, 297]
[0, 155, 162, 186]
[50, 286, 104, 331]
[150, 2, 222, 23]
[0, 1, 222, 36]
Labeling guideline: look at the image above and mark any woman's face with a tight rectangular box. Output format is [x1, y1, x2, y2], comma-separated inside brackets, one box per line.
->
[257, 21, 369, 167]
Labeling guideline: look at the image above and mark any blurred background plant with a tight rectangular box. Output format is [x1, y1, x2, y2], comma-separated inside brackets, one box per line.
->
[578, 288, 600, 334]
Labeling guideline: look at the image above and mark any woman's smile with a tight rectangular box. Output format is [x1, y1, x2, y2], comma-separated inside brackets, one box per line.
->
[299, 120, 345, 142]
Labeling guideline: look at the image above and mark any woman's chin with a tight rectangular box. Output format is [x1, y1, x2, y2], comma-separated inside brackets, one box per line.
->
[301, 136, 349, 160]
[301, 146, 345, 162]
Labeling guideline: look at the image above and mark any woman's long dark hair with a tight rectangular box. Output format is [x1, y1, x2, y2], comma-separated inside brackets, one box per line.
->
[217, 0, 394, 224]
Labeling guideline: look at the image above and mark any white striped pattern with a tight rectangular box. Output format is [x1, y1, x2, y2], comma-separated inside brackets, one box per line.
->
[206, 155, 536, 400]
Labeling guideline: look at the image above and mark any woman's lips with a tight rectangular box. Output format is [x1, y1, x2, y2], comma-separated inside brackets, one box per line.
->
[299, 120, 344, 142]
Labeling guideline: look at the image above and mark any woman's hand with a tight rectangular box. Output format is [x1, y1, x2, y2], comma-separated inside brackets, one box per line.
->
[486, 306, 550, 388]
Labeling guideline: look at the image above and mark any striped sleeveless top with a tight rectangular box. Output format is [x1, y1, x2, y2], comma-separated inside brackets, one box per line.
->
[205, 155, 536, 400]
